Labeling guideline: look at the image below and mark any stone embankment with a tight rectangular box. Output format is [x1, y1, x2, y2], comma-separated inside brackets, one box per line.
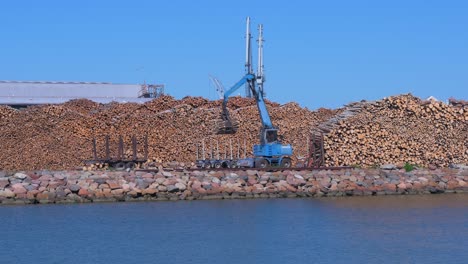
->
[0, 168, 466, 205]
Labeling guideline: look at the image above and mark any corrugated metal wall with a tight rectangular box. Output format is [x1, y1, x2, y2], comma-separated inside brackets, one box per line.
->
[0, 81, 140, 98]
[0, 81, 152, 105]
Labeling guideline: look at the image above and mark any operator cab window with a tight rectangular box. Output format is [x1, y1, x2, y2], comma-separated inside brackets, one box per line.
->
[265, 130, 278, 143]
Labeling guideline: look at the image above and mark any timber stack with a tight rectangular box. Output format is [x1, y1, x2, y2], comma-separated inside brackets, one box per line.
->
[0, 96, 335, 170]
[0, 94, 466, 170]
[323, 94, 467, 167]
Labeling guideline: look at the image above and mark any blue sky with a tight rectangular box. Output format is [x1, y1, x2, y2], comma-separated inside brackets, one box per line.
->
[1, 0, 467, 109]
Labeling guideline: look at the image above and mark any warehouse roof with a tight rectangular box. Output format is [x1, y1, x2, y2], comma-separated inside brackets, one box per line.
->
[0, 80, 154, 105]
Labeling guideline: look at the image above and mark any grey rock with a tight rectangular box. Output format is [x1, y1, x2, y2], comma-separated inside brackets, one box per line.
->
[0, 171, 6, 178]
[294, 174, 304, 180]
[69, 184, 80, 192]
[25, 184, 38, 191]
[175, 183, 186, 191]
[56, 190, 67, 199]
[0, 189, 15, 198]
[438, 182, 447, 189]
[418, 177, 429, 183]
[375, 180, 385, 186]
[53, 173, 66, 180]
[94, 178, 107, 184]
[259, 176, 270, 182]
[356, 181, 368, 187]
[449, 164, 468, 170]
[246, 170, 257, 176]
[167, 185, 179, 193]
[0, 178, 9, 189]
[380, 164, 397, 170]
[155, 178, 166, 184]
[212, 178, 220, 184]
[226, 173, 239, 180]
[162, 171, 173, 177]
[390, 179, 400, 184]
[269, 176, 280, 182]
[14, 173, 28, 180]
[136, 179, 150, 189]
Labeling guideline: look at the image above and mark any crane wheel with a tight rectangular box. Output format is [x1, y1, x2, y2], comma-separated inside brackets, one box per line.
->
[125, 162, 136, 169]
[255, 159, 269, 168]
[114, 162, 126, 171]
[280, 158, 292, 168]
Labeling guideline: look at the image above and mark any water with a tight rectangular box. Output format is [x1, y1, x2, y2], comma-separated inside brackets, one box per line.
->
[1, 195, 467, 264]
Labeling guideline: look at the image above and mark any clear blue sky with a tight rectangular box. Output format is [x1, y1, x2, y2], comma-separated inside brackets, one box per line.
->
[1, 0, 467, 109]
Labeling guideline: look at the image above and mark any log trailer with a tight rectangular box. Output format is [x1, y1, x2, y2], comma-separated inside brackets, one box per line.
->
[197, 17, 293, 169]
[85, 135, 148, 170]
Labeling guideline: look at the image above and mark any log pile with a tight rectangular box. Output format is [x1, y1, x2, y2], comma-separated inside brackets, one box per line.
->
[0, 96, 335, 170]
[323, 94, 468, 167]
[0, 94, 466, 170]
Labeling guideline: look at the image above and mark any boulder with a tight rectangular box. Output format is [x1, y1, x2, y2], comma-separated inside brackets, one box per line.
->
[69, 184, 80, 193]
[0, 189, 15, 198]
[162, 171, 173, 177]
[136, 179, 150, 189]
[0, 178, 9, 189]
[78, 189, 89, 196]
[175, 183, 187, 191]
[417, 177, 429, 183]
[106, 180, 121, 190]
[167, 185, 179, 193]
[12, 183, 27, 194]
[14, 172, 28, 180]
[380, 164, 397, 170]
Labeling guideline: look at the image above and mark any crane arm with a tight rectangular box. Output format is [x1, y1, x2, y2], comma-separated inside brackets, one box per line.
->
[223, 74, 255, 100]
[216, 73, 255, 134]
[254, 89, 273, 128]
[221, 73, 273, 131]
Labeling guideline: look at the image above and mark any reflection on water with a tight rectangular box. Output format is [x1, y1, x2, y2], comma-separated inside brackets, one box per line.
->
[0, 194, 467, 264]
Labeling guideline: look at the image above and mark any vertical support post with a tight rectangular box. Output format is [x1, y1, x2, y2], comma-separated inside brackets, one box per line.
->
[216, 140, 219, 160]
[132, 136, 137, 160]
[144, 134, 148, 160]
[320, 133, 325, 167]
[224, 143, 228, 159]
[243, 138, 247, 158]
[105, 135, 110, 161]
[245, 16, 253, 98]
[202, 139, 206, 160]
[210, 137, 213, 159]
[92, 138, 97, 160]
[256, 23, 264, 94]
[237, 138, 240, 159]
[118, 136, 124, 160]
[196, 144, 199, 160]
[230, 138, 233, 159]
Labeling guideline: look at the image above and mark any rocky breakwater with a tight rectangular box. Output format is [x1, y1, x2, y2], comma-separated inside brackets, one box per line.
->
[0, 168, 466, 205]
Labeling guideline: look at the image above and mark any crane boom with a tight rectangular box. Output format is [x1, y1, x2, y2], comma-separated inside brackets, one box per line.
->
[209, 17, 293, 168]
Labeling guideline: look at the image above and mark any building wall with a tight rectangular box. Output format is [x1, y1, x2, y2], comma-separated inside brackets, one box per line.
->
[0, 81, 153, 105]
[0, 81, 141, 98]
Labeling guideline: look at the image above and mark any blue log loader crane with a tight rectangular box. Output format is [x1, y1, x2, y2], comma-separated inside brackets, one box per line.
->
[215, 18, 293, 168]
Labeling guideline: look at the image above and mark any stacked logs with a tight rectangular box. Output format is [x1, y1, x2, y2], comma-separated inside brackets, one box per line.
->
[323, 94, 467, 167]
[0, 94, 466, 170]
[0, 96, 335, 170]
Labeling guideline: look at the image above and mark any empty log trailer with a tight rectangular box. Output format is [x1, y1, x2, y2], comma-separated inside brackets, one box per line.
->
[85, 135, 148, 170]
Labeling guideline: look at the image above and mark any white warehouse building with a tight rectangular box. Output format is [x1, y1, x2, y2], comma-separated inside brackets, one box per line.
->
[0, 81, 164, 107]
